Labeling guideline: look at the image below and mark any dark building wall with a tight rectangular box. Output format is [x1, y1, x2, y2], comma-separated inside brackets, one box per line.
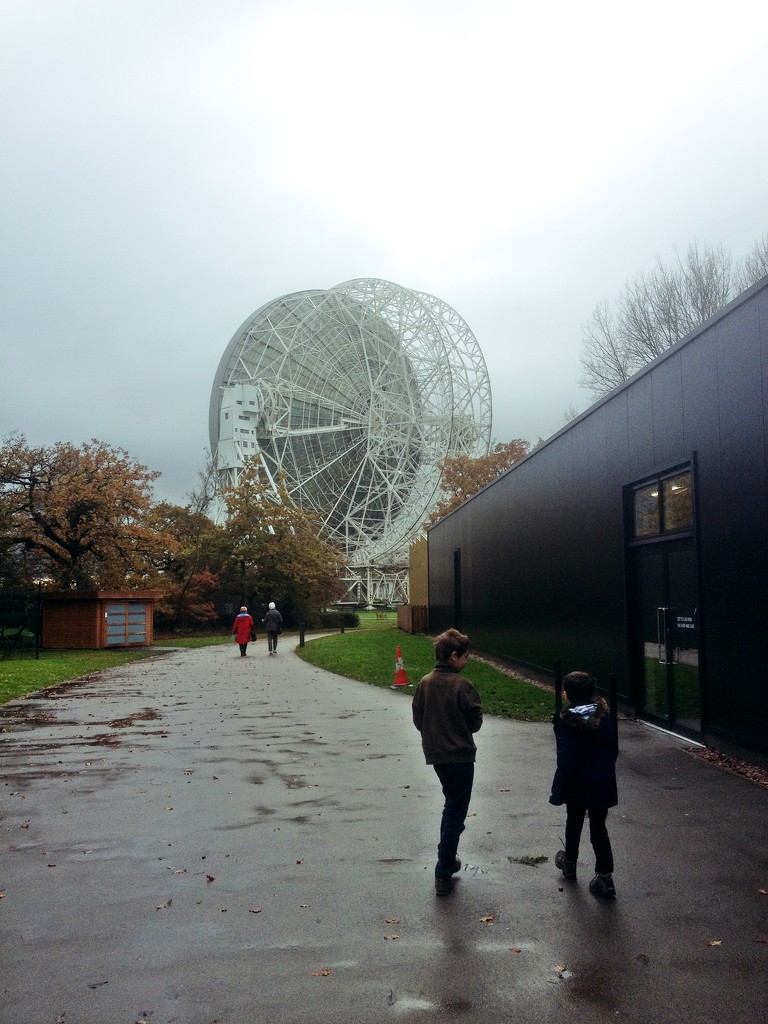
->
[428, 276, 768, 759]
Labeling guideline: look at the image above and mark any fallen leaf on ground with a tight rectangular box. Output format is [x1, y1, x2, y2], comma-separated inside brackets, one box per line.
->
[510, 947, 522, 953]
[206, 875, 215, 883]
[156, 898, 172, 909]
[707, 940, 722, 947]
[250, 908, 263, 914]
[384, 934, 400, 940]
[480, 915, 495, 924]
[311, 969, 331, 977]
[385, 918, 400, 924]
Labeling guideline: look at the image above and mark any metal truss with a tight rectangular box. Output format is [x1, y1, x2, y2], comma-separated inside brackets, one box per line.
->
[209, 279, 492, 602]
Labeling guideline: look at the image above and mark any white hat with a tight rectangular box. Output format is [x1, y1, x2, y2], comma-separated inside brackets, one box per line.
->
[268, 602, 275, 609]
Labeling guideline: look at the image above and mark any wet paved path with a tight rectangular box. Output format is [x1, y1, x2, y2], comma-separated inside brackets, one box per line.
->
[1, 642, 766, 1024]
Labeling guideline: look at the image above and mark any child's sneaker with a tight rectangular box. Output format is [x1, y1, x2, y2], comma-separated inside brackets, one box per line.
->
[589, 872, 616, 898]
[555, 850, 576, 880]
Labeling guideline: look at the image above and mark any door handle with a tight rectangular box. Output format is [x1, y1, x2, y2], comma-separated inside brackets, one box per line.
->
[656, 606, 669, 664]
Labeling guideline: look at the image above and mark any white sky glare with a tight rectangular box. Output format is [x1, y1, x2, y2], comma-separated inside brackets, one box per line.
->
[2, 0, 768, 503]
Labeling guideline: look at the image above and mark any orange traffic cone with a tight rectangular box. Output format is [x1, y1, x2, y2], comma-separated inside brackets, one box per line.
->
[393, 645, 410, 687]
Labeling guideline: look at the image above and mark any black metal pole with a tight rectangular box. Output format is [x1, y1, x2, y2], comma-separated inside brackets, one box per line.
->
[340, 613, 345, 634]
[554, 660, 562, 718]
[299, 623, 306, 648]
[35, 582, 42, 660]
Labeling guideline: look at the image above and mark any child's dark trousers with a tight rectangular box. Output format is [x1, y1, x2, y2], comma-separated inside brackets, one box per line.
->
[565, 804, 613, 874]
[433, 762, 474, 877]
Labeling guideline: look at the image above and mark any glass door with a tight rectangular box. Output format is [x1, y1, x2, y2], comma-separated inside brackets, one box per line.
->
[630, 541, 701, 736]
[106, 602, 148, 646]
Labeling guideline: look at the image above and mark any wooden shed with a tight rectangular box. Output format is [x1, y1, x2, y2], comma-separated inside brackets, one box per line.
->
[42, 591, 162, 650]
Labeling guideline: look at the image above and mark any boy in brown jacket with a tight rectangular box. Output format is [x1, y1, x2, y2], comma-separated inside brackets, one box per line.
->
[412, 629, 483, 896]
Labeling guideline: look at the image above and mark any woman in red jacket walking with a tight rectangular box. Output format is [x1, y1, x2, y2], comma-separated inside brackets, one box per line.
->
[231, 606, 254, 657]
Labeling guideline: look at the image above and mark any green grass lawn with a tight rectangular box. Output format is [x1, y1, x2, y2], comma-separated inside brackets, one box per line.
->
[297, 622, 553, 722]
[0, 632, 229, 705]
[1, 619, 553, 722]
[0, 648, 170, 705]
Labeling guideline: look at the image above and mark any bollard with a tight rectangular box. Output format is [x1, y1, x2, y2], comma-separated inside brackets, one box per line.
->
[299, 622, 306, 648]
[340, 613, 345, 634]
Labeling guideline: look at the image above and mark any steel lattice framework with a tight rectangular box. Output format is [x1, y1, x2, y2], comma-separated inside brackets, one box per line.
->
[209, 279, 492, 594]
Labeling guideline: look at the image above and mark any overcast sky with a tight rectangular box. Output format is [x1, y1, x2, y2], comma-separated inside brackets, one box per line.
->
[3, 0, 768, 505]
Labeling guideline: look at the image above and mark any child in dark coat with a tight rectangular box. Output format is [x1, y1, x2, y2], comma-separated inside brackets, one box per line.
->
[412, 629, 482, 896]
[549, 671, 618, 898]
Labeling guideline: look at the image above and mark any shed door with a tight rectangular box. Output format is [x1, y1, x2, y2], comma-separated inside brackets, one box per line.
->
[630, 541, 701, 736]
[106, 602, 148, 646]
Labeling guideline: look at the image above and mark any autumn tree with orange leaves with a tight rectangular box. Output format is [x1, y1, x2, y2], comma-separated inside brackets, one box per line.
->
[220, 461, 346, 623]
[150, 501, 226, 630]
[0, 433, 174, 590]
[423, 439, 532, 529]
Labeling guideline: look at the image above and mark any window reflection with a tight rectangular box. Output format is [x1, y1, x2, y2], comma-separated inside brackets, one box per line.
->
[633, 470, 692, 538]
[634, 484, 659, 537]
[662, 473, 692, 532]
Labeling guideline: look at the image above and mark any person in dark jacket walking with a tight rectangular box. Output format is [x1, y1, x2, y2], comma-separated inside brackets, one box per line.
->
[262, 602, 283, 655]
[231, 606, 254, 657]
[412, 629, 482, 896]
[549, 671, 619, 898]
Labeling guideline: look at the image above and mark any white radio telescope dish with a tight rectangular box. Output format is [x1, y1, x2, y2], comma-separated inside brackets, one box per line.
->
[209, 278, 492, 573]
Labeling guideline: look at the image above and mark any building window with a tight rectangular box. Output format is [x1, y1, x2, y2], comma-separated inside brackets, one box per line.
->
[662, 472, 693, 531]
[632, 468, 692, 539]
[634, 483, 660, 537]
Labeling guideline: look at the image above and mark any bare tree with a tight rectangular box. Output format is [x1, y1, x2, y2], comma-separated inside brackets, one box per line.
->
[580, 300, 635, 395]
[185, 448, 219, 517]
[580, 238, 764, 398]
[736, 232, 768, 292]
[560, 403, 583, 427]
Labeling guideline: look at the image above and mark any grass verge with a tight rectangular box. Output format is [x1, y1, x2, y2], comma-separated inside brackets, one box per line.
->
[296, 624, 553, 722]
[0, 633, 230, 705]
[0, 649, 169, 706]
